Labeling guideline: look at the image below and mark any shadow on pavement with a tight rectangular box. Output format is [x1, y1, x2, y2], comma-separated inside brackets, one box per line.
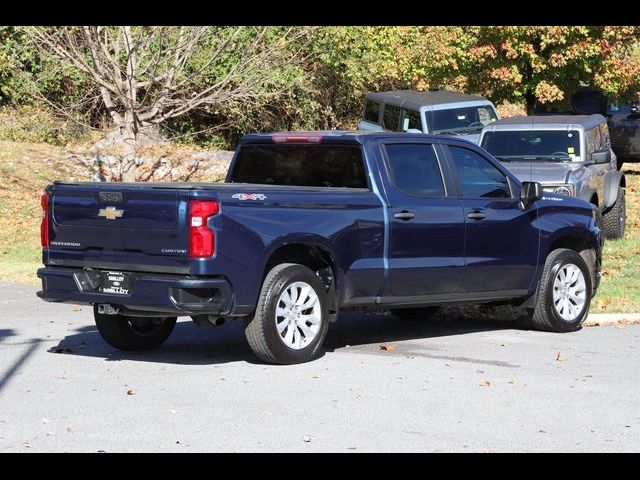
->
[0, 329, 17, 343]
[0, 338, 42, 393]
[51, 308, 525, 366]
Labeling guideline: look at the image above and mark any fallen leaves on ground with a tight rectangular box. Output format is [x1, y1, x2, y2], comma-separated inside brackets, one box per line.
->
[303, 435, 316, 443]
[127, 389, 136, 396]
[508, 380, 517, 385]
[556, 352, 566, 362]
[479, 380, 491, 387]
[379, 344, 397, 352]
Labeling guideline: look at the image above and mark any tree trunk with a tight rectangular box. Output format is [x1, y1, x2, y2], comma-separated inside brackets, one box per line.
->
[525, 90, 537, 115]
[118, 111, 138, 182]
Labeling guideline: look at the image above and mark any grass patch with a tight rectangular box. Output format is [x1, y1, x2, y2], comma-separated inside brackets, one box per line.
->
[593, 163, 640, 313]
[0, 141, 77, 284]
[0, 140, 638, 312]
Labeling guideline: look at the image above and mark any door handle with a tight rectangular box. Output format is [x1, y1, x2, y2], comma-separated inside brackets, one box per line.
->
[467, 210, 486, 220]
[394, 210, 415, 220]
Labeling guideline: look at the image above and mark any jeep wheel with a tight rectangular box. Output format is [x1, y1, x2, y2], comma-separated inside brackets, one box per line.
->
[391, 307, 439, 320]
[602, 187, 626, 239]
[245, 263, 329, 364]
[530, 248, 592, 333]
[94, 307, 177, 351]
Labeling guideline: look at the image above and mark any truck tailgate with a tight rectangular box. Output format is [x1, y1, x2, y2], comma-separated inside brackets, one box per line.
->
[46, 183, 192, 273]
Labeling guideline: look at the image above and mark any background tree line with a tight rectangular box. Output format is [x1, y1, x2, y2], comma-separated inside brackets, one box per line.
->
[1, 25, 639, 152]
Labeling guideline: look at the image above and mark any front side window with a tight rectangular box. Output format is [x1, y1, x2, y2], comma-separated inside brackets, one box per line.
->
[448, 146, 511, 199]
[428, 105, 497, 135]
[363, 100, 381, 123]
[383, 104, 402, 131]
[481, 130, 582, 162]
[600, 123, 611, 148]
[384, 143, 445, 197]
[585, 128, 599, 159]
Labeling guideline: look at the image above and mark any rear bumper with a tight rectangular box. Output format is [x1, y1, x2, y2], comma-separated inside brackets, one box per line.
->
[37, 266, 237, 316]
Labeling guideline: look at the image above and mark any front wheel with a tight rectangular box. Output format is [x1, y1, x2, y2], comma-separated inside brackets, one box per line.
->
[244, 263, 329, 364]
[530, 248, 592, 333]
[94, 307, 177, 351]
[602, 187, 626, 239]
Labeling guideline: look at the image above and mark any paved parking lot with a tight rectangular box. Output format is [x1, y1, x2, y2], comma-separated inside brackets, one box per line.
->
[1, 283, 639, 452]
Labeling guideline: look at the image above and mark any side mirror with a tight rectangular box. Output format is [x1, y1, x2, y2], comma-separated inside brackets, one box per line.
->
[520, 181, 542, 208]
[592, 149, 611, 164]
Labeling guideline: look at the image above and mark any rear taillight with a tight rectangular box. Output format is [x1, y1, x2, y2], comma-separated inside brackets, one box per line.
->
[40, 193, 49, 247]
[189, 200, 219, 257]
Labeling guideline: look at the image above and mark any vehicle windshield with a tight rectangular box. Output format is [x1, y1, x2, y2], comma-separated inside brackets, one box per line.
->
[481, 130, 582, 162]
[428, 105, 497, 135]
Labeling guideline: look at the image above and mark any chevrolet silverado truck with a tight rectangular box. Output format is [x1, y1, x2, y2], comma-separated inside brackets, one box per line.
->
[37, 131, 603, 364]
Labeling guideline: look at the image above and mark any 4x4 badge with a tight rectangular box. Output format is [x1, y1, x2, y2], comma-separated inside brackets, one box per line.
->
[232, 193, 267, 201]
[98, 206, 124, 220]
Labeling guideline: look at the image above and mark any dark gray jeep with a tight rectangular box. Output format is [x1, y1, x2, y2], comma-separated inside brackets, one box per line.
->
[479, 115, 626, 239]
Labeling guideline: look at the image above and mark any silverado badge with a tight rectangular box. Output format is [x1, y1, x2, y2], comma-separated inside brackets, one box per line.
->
[98, 206, 124, 220]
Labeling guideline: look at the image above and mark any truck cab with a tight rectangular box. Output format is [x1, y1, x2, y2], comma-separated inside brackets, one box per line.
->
[358, 90, 499, 145]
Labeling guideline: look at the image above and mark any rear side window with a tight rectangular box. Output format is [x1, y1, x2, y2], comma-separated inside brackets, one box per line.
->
[383, 104, 401, 131]
[363, 100, 381, 123]
[401, 109, 422, 132]
[384, 144, 445, 197]
[230, 144, 368, 189]
[448, 146, 511, 198]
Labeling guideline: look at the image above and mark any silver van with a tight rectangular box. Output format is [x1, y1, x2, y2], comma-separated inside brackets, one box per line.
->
[358, 90, 500, 144]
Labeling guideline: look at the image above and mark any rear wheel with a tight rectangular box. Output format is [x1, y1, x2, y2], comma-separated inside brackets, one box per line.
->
[94, 307, 177, 351]
[391, 307, 439, 320]
[602, 187, 626, 239]
[245, 263, 329, 364]
[530, 249, 592, 333]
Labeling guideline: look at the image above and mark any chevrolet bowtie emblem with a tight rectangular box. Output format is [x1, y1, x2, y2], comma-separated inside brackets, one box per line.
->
[98, 206, 124, 220]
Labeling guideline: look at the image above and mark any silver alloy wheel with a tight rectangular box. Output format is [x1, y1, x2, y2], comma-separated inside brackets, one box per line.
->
[552, 263, 587, 321]
[275, 281, 322, 350]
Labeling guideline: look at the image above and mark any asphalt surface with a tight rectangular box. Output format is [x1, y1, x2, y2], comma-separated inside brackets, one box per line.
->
[1, 283, 639, 452]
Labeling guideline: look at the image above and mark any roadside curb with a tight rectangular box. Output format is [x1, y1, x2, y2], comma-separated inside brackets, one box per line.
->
[584, 313, 640, 327]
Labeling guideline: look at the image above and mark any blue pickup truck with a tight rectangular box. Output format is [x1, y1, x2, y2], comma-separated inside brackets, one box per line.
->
[38, 132, 603, 364]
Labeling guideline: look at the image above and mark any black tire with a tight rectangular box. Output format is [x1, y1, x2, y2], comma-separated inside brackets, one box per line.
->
[616, 158, 624, 171]
[530, 248, 592, 333]
[94, 306, 177, 351]
[602, 187, 626, 239]
[244, 263, 329, 364]
[391, 306, 439, 320]
[593, 206, 603, 232]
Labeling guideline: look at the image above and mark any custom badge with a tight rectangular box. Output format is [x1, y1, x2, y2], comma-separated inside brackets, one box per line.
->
[232, 193, 267, 201]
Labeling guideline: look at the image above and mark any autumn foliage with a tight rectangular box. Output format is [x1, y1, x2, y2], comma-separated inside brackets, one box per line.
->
[1, 26, 639, 147]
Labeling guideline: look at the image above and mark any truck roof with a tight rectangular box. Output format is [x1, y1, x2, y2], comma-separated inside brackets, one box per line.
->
[365, 90, 489, 110]
[239, 131, 469, 145]
[486, 114, 606, 130]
